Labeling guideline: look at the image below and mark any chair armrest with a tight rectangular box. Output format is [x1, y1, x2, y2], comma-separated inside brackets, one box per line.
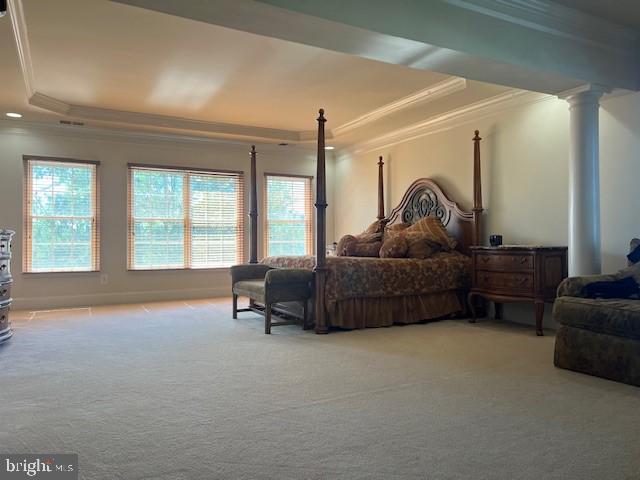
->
[557, 273, 620, 298]
[230, 264, 273, 284]
[265, 268, 313, 286]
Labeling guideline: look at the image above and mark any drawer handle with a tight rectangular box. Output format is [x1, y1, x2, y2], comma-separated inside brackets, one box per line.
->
[0, 289, 6, 296]
[0, 315, 5, 321]
[518, 277, 528, 284]
[481, 257, 490, 263]
[0, 265, 5, 271]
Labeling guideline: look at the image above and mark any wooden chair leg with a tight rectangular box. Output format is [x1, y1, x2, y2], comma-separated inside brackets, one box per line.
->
[232, 293, 238, 319]
[302, 300, 309, 330]
[265, 302, 272, 334]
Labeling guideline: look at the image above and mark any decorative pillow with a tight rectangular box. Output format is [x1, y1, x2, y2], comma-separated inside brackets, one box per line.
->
[404, 231, 441, 259]
[336, 235, 358, 256]
[379, 234, 408, 258]
[383, 222, 411, 242]
[351, 241, 382, 257]
[362, 219, 387, 235]
[628, 238, 640, 266]
[405, 217, 457, 251]
[357, 232, 383, 243]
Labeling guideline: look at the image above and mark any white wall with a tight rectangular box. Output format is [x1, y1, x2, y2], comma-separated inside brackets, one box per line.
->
[0, 123, 334, 309]
[334, 92, 640, 329]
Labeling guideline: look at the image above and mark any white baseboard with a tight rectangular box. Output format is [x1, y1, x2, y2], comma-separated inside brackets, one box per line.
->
[11, 286, 230, 310]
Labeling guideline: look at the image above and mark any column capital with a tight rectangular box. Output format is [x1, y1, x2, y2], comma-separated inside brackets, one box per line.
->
[557, 84, 610, 106]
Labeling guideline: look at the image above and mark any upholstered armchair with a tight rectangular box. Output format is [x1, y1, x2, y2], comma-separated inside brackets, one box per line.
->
[553, 239, 640, 386]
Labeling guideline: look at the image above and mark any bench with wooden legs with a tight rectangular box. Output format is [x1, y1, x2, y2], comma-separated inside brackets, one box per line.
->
[230, 264, 314, 334]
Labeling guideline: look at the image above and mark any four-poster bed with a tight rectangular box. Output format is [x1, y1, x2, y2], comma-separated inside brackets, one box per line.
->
[240, 110, 484, 333]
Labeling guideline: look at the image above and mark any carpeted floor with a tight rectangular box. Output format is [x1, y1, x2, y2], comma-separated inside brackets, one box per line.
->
[1, 298, 639, 480]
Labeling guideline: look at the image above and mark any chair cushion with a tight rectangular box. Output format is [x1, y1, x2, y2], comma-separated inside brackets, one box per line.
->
[554, 296, 640, 340]
[232, 279, 265, 302]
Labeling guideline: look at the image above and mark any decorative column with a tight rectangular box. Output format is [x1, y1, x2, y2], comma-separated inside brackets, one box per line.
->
[564, 87, 604, 276]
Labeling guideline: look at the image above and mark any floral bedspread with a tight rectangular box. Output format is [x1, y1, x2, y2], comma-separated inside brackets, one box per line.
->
[262, 252, 471, 310]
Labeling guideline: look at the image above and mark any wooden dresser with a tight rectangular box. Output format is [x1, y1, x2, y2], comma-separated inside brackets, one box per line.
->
[468, 246, 568, 335]
[0, 229, 15, 344]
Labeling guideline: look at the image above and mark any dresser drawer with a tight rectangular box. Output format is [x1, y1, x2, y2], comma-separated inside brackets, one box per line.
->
[0, 302, 9, 332]
[475, 271, 534, 293]
[0, 282, 11, 303]
[0, 256, 10, 282]
[0, 239, 10, 255]
[475, 253, 534, 271]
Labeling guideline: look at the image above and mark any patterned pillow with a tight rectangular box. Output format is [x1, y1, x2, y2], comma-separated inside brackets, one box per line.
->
[362, 219, 387, 235]
[357, 232, 383, 243]
[336, 235, 358, 256]
[405, 217, 457, 251]
[379, 234, 408, 258]
[351, 241, 382, 257]
[383, 222, 411, 242]
[404, 231, 442, 259]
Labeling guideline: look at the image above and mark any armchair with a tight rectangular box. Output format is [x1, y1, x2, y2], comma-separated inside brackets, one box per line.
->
[553, 239, 640, 386]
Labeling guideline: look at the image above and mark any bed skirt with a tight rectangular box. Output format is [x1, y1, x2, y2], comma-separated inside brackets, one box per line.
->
[329, 291, 463, 329]
[273, 290, 464, 330]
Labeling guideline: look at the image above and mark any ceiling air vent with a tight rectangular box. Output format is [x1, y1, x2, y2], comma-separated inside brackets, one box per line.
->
[59, 120, 85, 126]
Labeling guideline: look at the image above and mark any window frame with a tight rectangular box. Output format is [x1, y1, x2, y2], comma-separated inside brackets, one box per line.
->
[127, 163, 245, 271]
[263, 172, 314, 258]
[22, 155, 101, 274]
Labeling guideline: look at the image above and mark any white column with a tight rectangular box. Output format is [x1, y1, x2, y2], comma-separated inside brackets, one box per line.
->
[564, 88, 604, 276]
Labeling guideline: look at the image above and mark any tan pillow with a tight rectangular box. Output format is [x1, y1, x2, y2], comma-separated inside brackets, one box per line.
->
[362, 219, 386, 235]
[383, 222, 411, 242]
[336, 235, 358, 256]
[351, 242, 382, 257]
[405, 217, 457, 251]
[357, 232, 383, 243]
[379, 234, 408, 258]
[404, 231, 441, 259]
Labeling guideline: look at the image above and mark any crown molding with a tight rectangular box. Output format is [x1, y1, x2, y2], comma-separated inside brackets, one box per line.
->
[0, 117, 318, 152]
[344, 89, 552, 155]
[8, 0, 36, 97]
[445, 0, 637, 57]
[333, 77, 467, 137]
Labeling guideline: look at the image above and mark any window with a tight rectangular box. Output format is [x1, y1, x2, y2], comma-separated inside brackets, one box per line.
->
[264, 174, 313, 256]
[128, 165, 244, 269]
[23, 157, 100, 273]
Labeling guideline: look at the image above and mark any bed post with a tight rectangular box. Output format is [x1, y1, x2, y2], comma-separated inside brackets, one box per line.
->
[314, 109, 329, 334]
[249, 145, 258, 263]
[377, 156, 385, 220]
[472, 131, 483, 246]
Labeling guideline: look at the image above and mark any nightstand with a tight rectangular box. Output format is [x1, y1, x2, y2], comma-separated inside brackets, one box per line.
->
[467, 246, 568, 336]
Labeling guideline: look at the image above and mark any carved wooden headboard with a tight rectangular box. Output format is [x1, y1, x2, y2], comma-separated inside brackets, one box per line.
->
[385, 178, 476, 255]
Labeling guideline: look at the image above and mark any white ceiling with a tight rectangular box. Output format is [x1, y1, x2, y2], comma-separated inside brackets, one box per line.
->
[552, 0, 640, 30]
[0, 0, 521, 145]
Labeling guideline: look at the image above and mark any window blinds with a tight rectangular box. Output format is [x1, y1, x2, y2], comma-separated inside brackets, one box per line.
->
[128, 165, 244, 269]
[23, 157, 100, 273]
[264, 174, 313, 257]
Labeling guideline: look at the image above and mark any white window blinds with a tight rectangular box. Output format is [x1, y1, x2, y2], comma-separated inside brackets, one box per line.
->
[23, 157, 100, 273]
[128, 165, 244, 269]
[264, 174, 313, 257]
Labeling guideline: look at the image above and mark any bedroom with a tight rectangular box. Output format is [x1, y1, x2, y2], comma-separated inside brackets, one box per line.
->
[1, 0, 639, 479]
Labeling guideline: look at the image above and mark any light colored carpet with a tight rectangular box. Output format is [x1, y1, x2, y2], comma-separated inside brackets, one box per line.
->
[1, 298, 639, 480]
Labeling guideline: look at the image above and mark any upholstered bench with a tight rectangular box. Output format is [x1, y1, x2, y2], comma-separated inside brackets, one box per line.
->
[230, 264, 313, 334]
